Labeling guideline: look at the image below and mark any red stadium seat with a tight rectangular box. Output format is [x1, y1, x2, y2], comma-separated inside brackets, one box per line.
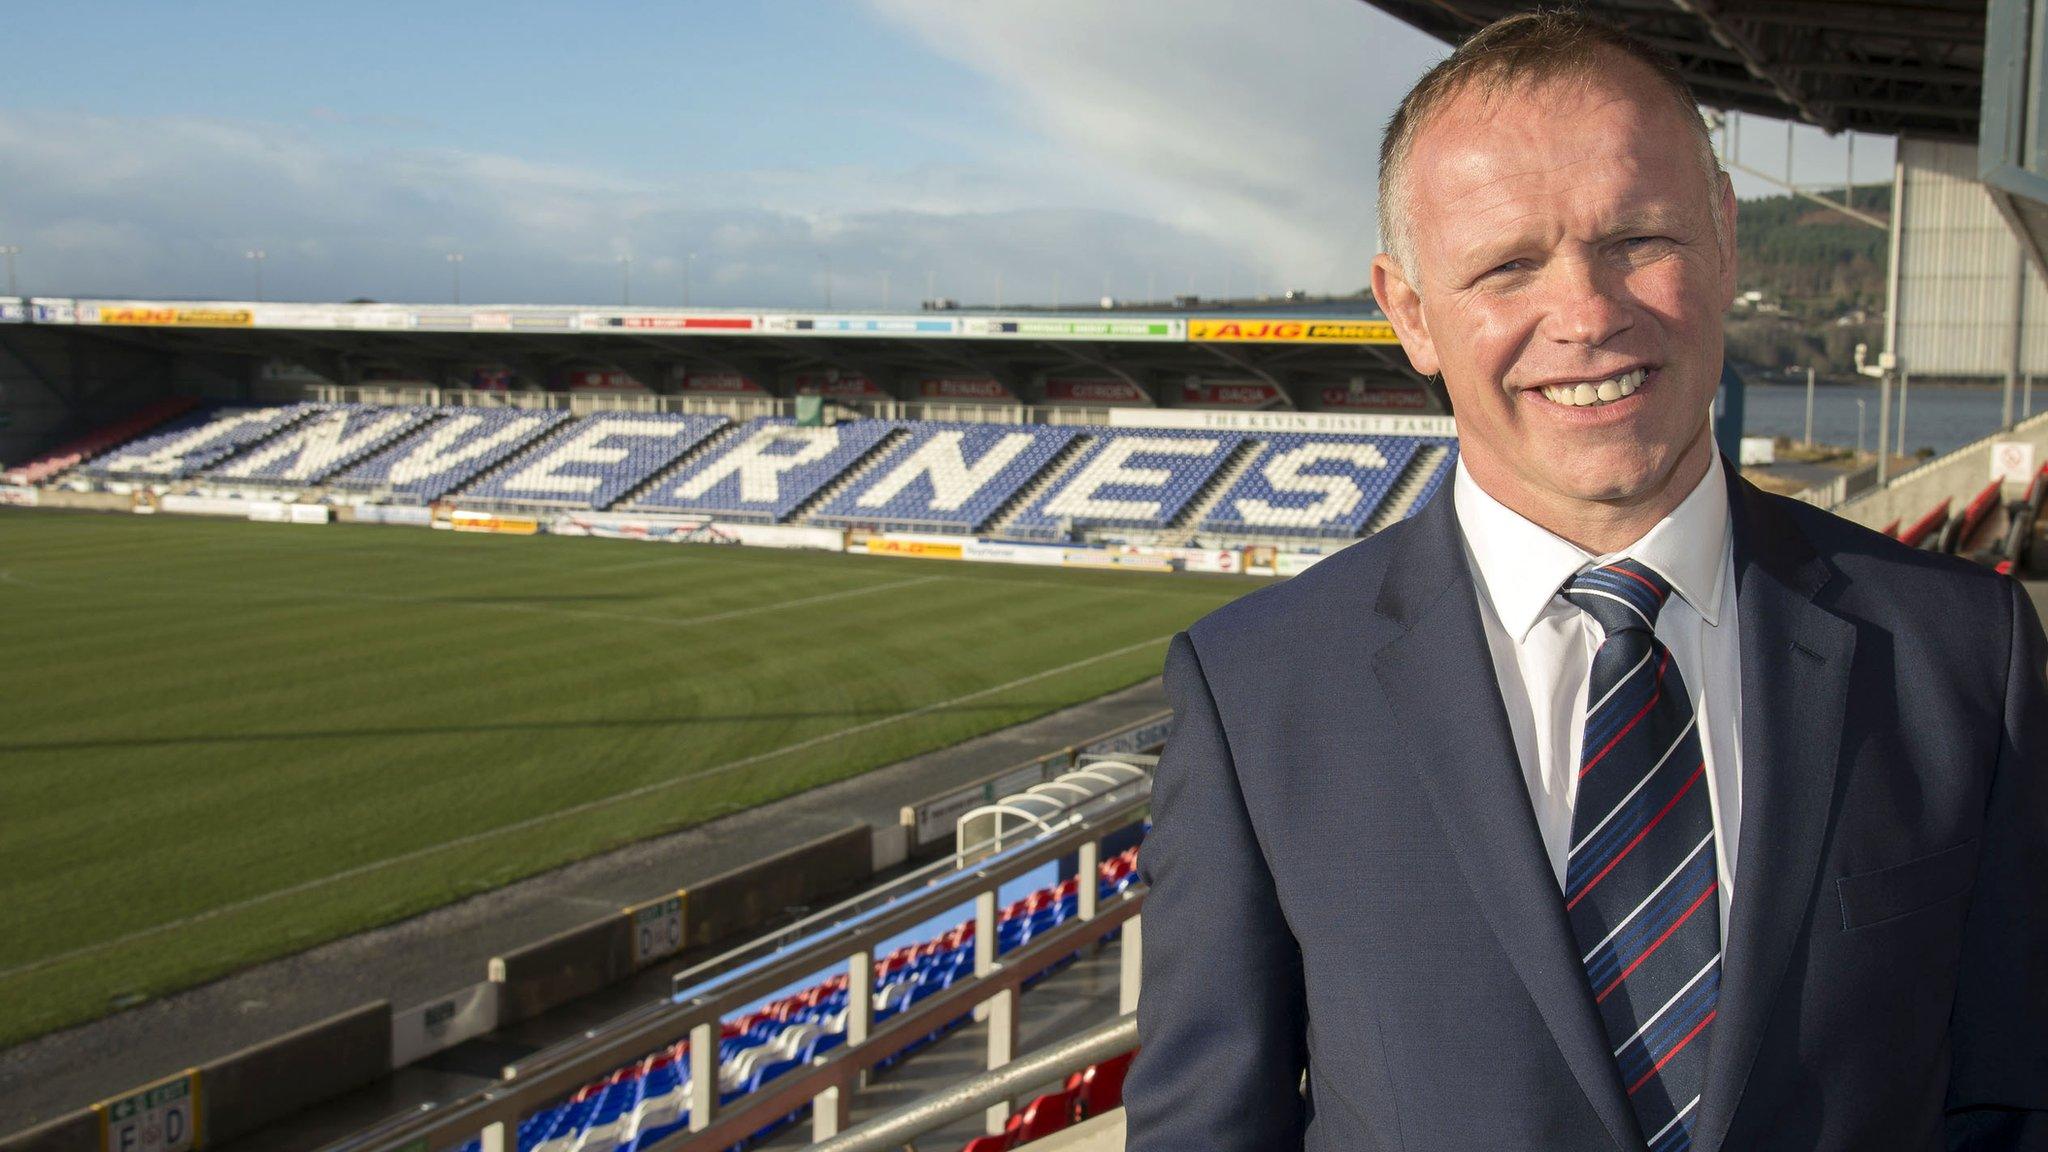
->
[1010, 1089, 1076, 1141]
[1073, 1050, 1135, 1120]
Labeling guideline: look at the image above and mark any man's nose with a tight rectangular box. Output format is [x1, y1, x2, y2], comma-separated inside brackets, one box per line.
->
[1540, 257, 1632, 348]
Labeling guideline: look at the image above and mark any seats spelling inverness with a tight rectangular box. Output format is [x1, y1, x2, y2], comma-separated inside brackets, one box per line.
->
[86, 403, 322, 480]
[330, 410, 571, 502]
[456, 413, 730, 510]
[629, 417, 896, 522]
[1199, 433, 1422, 537]
[813, 422, 1079, 531]
[1006, 430, 1244, 537]
[207, 404, 437, 485]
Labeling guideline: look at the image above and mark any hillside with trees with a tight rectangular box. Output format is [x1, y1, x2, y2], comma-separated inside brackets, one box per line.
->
[1724, 184, 1890, 379]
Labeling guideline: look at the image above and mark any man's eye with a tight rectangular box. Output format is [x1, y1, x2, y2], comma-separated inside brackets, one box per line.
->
[1622, 236, 1669, 251]
[1487, 259, 1527, 276]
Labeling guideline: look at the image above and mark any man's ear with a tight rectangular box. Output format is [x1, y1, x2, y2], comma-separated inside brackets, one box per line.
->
[1372, 253, 1439, 376]
[1716, 170, 1739, 308]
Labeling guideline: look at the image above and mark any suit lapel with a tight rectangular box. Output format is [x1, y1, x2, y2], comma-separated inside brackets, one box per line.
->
[1371, 492, 1641, 1152]
[1690, 473, 1857, 1152]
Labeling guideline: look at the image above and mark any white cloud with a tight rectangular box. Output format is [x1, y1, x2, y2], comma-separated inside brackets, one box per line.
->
[0, 108, 1227, 307]
[866, 0, 1449, 292]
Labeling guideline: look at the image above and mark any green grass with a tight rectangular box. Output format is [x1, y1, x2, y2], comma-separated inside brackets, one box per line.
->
[0, 509, 1263, 1046]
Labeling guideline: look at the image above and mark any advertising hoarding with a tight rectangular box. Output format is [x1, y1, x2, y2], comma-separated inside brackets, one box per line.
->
[1040, 377, 1150, 405]
[1188, 318, 1398, 344]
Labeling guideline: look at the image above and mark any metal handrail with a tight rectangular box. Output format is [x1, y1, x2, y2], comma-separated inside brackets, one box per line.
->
[807, 1014, 1139, 1152]
[334, 792, 1152, 1152]
[651, 893, 1144, 1151]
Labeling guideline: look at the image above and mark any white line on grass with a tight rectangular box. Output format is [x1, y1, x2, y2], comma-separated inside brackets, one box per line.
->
[0, 631, 1176, 983]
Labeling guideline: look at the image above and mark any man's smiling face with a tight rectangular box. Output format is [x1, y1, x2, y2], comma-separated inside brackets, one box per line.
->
[1373, 56, 1736, 526]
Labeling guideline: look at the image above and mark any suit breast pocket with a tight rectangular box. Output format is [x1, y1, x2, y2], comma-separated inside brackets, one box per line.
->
[1836, 838, 1980, 932]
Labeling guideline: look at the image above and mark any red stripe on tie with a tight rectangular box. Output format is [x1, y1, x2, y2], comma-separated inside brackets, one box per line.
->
[1629, 1009, 1718, 1096]
[1567, 761, 1705, 912]
[1597, 879, 1719, 1003]
[1608, 563, 1666, 600]
[1580, 653, 1668, 779]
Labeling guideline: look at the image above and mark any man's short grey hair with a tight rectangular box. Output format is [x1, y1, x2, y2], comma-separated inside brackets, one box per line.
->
[1377, 10, 1725, 283]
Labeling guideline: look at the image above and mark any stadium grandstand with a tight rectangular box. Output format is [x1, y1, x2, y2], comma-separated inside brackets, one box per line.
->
[8, 1, 2048, 1151]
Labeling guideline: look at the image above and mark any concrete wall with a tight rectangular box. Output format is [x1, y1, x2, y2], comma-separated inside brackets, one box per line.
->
[684, 824, 872, 949]
[490, 915, 637, 1026]
[0, 1110, 94, 1152]
[1835, 407, 2048, 528]
[198, 1001, 391, 1146]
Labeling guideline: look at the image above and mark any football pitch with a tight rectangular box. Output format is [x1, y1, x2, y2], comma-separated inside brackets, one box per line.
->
[0, 510, 1262, 1047]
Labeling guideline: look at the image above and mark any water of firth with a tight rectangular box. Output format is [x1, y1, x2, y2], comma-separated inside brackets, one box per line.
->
[1739, 380, 2040, 457]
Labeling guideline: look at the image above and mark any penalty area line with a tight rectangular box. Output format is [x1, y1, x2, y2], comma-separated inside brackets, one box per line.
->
[0, 631, 1175, 984]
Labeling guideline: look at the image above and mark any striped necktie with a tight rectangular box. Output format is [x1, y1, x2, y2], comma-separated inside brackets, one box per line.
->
[1560, 560, 1720, 1152]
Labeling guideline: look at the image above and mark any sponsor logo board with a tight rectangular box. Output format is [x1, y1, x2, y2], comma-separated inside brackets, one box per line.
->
[1179, 380, 1284, 408]
[765, 315, 960, 335]
[961, 317, 1179, 340]
[582, 313, 757, 332]
[866, 537, 964, 560]
[678, 372, 766, 395]
[1316, 384, 1429, 410]
[1040, 377, 1150, 405]
[1189, 318, 1398, 344]
[447, 510, 539, 536]
[90, 305, 254, 328]
[0, 484, 38, 507]
[918, 377, 1012, 401]
[1108, 408, 1456, 437]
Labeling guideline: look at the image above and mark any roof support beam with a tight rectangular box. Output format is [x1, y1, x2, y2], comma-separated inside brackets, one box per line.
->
[1663, 0, 1838, 130]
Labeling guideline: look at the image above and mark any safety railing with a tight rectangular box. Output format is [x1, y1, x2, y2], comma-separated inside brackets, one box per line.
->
[332, 787, 1151, 1152]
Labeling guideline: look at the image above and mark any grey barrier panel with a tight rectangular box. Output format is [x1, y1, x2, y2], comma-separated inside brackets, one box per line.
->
[0, 1110, 95, 1152]
[489, 915, 637, 1027]
[683, 824, 873, 949]
[199, 1000, 392, 1146]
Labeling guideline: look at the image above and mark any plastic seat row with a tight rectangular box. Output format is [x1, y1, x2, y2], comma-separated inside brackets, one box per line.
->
[624, 417, 899, 523]
[1006, 431, 1245, 538]
[811, 423, 1081, 532]
[330, 409, 574, 502]
[1200, 433, 1423, 538]
[457, 413, 730, 510]
[473, 845, 1145, 1152]
[206, 404, 438, 485]
[85, 402, 322, 480]
[2, 397, 198, 485]
[957, 1049, 1136, 1152]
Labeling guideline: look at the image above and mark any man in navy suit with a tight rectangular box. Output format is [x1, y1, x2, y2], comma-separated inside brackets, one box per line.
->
[1125, 12, 2048, 1151]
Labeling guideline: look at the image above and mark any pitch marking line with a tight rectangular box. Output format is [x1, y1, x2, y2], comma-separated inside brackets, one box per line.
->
[0, 631, 1176, 983]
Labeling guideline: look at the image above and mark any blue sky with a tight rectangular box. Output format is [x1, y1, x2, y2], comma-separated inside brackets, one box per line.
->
[0, 1, 1896, 307]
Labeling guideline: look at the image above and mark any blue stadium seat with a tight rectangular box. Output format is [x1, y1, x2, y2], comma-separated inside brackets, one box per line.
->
[332, 409, 573, 502]
[86, 403, 322, 480]
[629, 417, 896, 522]
[812, 422, 1079, 532]
[1200, 433, 1423, 538]
[204, 404, 437, 485]
[456, 412, 729, 510]
[1006, 429, 1245, 538]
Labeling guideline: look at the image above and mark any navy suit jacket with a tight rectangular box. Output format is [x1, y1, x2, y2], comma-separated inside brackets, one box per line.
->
[1126, 466, 2048, 1151]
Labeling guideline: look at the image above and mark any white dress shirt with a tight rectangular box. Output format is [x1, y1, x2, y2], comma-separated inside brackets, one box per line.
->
[1453, 452, 1742, 939]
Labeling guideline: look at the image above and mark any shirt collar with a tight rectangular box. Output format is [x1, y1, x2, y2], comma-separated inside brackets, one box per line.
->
[1453, 451, 1729, 643]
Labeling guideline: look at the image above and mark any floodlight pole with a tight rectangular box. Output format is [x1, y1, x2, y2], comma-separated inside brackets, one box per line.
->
[684, 252, 696, 307]
[620, 255, 632, 307]
[447, 252, 464, 304]
[245, 249, 266, 302]
[0, 245, 20, 296]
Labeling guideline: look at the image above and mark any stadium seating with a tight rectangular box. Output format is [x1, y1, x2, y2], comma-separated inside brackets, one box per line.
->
[1401, 442, 1458, 521]
[1199, 433, 1422, 538]
[812, 423, 1080, 532]
[205, 404, 436, 485]
[628, 417, 897, 522]
[1, 397, 198, 485]
[330, 409, 573, 502]
[85, 403, 322, 480]
[456, 846, 1145, 1152]
[1005, 430, 1245, 538]
[454, 413, 730, 510]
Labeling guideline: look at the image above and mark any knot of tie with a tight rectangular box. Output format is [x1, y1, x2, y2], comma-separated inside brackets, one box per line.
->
[1561, 558, 1672, 638]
